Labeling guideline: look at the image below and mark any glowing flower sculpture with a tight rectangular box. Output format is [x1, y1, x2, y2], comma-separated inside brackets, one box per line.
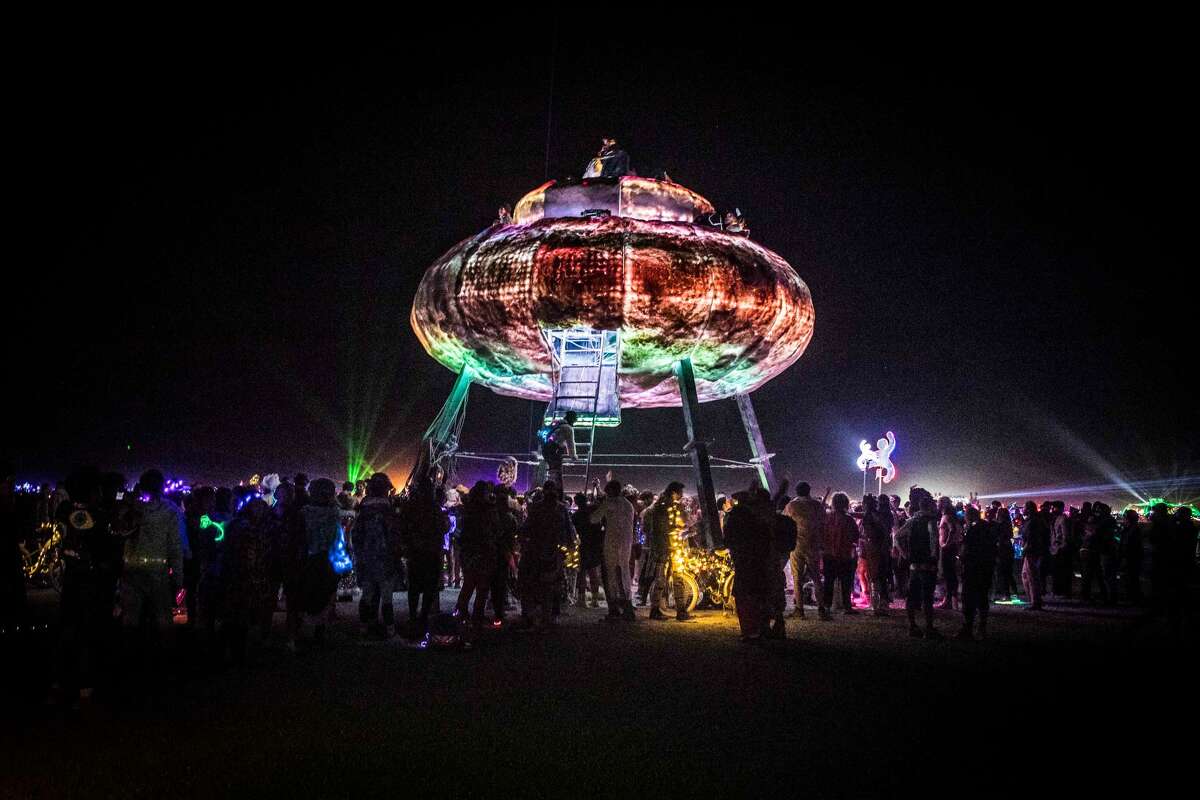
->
[411, 177, 815, 408]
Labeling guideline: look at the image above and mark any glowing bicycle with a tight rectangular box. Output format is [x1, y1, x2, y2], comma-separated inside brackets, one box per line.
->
[20, 521, 64, 593]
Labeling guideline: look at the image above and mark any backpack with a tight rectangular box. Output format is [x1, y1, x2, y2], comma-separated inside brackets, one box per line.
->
[352, 504, 391, 565]
[909, 515, 937, 565]
[539, 423, 564, 463]
[773, 513, 798, 554]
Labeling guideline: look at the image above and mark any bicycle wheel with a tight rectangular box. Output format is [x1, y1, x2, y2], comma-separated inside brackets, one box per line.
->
[664, 572, 700, 613]
[721, 572, 736, 612]
[680, 572, 700, 614]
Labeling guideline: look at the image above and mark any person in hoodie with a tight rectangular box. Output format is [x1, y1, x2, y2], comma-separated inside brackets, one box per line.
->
[353, 473, 401, 637]
[286, 478, 342, 651]
[455, 480, 500, 626]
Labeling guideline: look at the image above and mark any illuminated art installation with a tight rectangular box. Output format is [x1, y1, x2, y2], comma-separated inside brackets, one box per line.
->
[857, 431, 898, 484]
[1123, 497, 1200, 519]
[411, 177, 814, 410]
[409, 174, 816, 545]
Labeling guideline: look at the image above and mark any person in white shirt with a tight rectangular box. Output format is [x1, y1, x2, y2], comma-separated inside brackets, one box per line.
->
[591, 479, 637, 620]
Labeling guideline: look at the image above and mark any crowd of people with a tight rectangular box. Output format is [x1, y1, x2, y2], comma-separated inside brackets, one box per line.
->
[1, 459, 1196, 711]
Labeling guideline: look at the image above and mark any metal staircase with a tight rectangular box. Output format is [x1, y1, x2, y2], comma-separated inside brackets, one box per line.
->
[541, 326, 620, 496]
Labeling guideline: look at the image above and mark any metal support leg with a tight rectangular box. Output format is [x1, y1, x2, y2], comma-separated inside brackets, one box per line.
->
[734, 392, 777, 496]
[408, 364, 473, 491]
[674, 357, 723, 549]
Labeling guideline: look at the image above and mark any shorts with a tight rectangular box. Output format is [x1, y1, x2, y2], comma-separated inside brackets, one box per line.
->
[906, 568, 936, 609]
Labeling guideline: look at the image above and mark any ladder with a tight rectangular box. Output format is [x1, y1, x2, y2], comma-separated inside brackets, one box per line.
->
[542, 327, 618, 497]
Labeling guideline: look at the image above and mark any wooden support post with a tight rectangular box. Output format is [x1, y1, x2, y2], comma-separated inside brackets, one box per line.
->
[674, 357, 723, 549]
[734, 392, 777, 496]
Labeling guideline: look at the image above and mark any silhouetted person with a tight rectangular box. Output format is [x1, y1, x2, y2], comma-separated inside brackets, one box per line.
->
[936, 499, 962, 609]
[120, 468, 188, 699]
[1147, 504, 1173, 613]
[489, 489, 519, 625]
[784, 482, 825, 618]
[293, 473, 309, 508]
[1118, 509, 1143, 604]
[1080, 503, 1117, 605]
[401, 481, 450, 637]
[456, 481, 500, 626]
[285, 478, 340, 651]
[51, 467, 120, 708]
[573, 493, 604, 608]
[899, 492, 942, 639]
[582, 137, 631, 178]
[1020, 501, 1049, 610]
[516, 483, 575, 631]
[993, 506, 1017, 600]
[353, 473, 401, 637]
[820, 493, 859, 619]
[1049, 500, 1073, 597]
[220, 492, 279, 664]
[725, 488, 772, 640]
[861, 495, 892, 615]
[958, 506, 997, 640]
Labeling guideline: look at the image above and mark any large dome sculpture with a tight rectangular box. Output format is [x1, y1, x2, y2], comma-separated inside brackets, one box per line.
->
[411, 176, 814, 411]
[408, 172, 815, 545]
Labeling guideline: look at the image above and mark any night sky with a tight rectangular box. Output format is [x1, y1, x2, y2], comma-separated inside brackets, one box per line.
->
[11, 30, 1195, 506]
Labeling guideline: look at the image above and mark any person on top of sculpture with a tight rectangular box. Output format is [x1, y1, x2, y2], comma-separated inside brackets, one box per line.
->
[583, 137, 631, 178]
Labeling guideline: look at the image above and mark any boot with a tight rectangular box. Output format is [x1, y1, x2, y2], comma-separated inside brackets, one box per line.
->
[649, 608, 668, 621]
